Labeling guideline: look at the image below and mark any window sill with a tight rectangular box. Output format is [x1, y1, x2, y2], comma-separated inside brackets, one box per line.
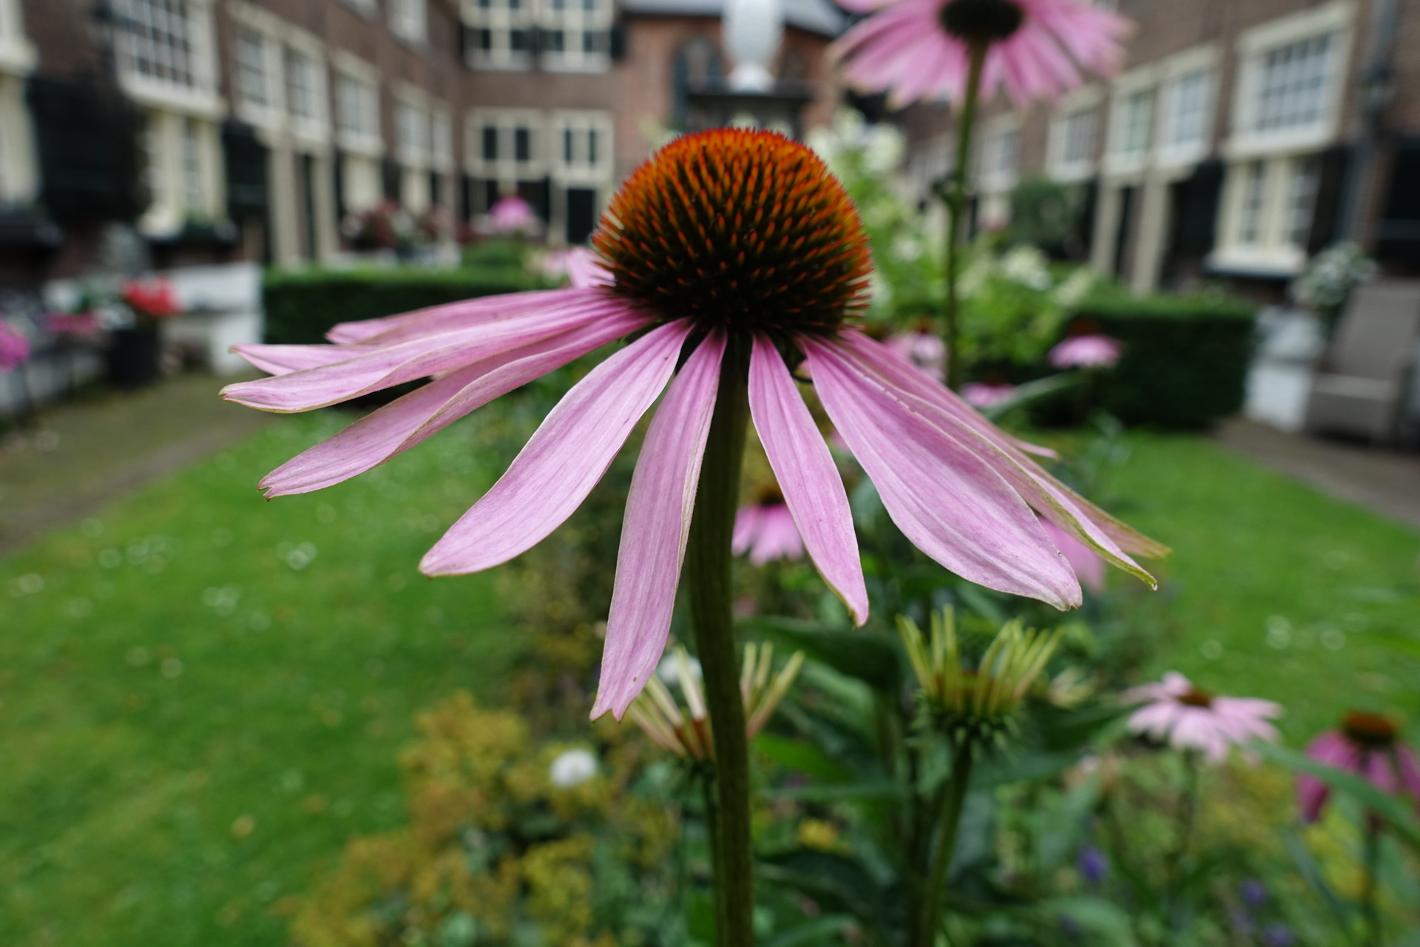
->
[1207, 246, 1305, 278]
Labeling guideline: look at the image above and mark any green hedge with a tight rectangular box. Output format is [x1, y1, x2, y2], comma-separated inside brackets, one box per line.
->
[1067, 287, 1258, 429]
[263, 266, 548, 345]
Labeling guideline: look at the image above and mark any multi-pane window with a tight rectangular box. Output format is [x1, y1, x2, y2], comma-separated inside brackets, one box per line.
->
[432, 110, 454, 170]
[397, 98, 431, 166]
[982, 123, 1019, 185]
[284, 47, 320, 122]
[235, 27, 270, 109]
[469, 110, 543, 176]
[1057, 105, 1097, 168]
[336, 72, 378, 142]
[1250, 34, 1336, 134]
[1236, 161, 1267, 246]
[112, 0, 202, 89]
[181, 117, 205, 210]
[1112, 87, 1153, 157]
[1162, 67, 1211, 150]
[540, 0, 612, 70]
[466, 0, 534, 66]
[390, 0, 427, 43]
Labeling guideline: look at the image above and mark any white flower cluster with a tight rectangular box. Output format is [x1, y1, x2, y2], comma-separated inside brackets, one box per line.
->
[1294, 241, 1377, 311]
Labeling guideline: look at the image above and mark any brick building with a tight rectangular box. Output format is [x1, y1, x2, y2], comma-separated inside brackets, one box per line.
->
[898, 0, 1420, 296]
[0, 0, 843, 285]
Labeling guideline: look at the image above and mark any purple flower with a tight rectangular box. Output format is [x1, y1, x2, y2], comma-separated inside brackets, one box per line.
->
[1076, 845, 1107, 885]
[0, 322, 31, 372]
[1298, 711, 1420, 824]
[734, 489, 806, 566]
[1261, 923, 1296, 947]
[1239, 878, 1268, 908]
[1049, 334, 1123, 370]
[485, 194, 538, 236]
[223, 129, 1160, 719]
[836, 0, 1130, 108]
[961, 381, 1018, 410]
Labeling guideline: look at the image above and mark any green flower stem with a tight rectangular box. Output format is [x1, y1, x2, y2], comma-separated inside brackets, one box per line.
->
[941, 43, 988, 391]
[1165, 751, 1202, 928]
[687, 335, 754, 947]
[919, 741, 975, 947]
[1361, 811, 1383, 946]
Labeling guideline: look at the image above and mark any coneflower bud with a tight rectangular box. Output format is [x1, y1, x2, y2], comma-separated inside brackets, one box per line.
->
[898, 608, 1061, 747]
[627, 644, 805, 763]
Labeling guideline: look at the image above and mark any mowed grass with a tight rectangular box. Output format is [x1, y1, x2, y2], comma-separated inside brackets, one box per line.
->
[1101, 433, 1420, 737]
[0, 412, 523, 947]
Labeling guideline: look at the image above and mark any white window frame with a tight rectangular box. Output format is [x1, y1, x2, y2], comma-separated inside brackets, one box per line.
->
[332, 51, 382, 157]
[339, 0, 376, 17]
[1227, 0, 1355, 159]
[394, 83, 432, 169]
[111, 0, 222, 117]
[1104, 68, 1157, 177]
[538, 0, 613, 73]
[1211, 154, 1323, 276]
[431, 105, 455, 173]
[977, 114, 1020, 195]
[462, 0, 533, 69]
[549, 108, 613, 244]
[1047, 86, 1102, 182]
[138, 108, 225, 235]
[1155, 45, 1217, 169]
[390, 0, 427, 45]
[229, 4, 330, 146]
[0, 0, 36, 75]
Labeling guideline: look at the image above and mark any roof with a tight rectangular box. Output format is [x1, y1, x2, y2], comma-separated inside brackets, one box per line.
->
[618, 0, 848, 37]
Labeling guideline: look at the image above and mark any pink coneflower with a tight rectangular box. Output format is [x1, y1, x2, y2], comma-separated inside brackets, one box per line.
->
[734, 487, 806, 565]
[1125, 673, 1281, 763]
[46, 311, 102, 339]
[962, 381, 1017, 410]
[486, 195, 538, 236]
[887, 330, 947, 378]
[836, 0, 1130, 108]
[223, 129, 1160, 718]
[1298, 712, 1420, 824]
[1049, 334, 1122, 369]
[1041, 519, 1102, 592]
[0, 322, 31, 372]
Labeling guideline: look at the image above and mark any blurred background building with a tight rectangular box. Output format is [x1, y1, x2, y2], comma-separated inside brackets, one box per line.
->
[899, 0, 1420, 299]
[0, 0, 844, 286]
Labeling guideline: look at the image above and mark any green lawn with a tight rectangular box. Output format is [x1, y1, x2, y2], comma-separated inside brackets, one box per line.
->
[1102, 433, 1420, 738]
[3, 412, 1419, 947]
[0, 412, 521, 947]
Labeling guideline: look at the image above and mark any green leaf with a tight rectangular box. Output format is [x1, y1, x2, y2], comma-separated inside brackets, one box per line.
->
[982, 373, 1083, 420]
[754, 732, 855, 783]
[1255, 742, 1420, 851]
[742, 616, 903, 693]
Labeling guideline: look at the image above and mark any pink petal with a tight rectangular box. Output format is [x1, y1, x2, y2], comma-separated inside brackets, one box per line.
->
[259, 310, 649, 496]
[420, 319, 693, 576]
[591, 332, 726, 719]
[233, 343, 373, 376]
[223, 294, 624, 413]
[732, 505, 761, 556]
[327, 287, 592, 344]
[748, 335, 868, 624]
[1298, 731, 1359, 822]
[803, 337, 1081, 610]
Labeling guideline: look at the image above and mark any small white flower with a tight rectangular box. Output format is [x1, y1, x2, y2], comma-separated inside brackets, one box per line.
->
[549, 748, 598, 788]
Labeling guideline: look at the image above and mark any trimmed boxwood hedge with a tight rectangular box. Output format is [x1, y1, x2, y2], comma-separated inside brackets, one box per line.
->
[263, 266, 548, 345]
[1065, 287, 1258, 429]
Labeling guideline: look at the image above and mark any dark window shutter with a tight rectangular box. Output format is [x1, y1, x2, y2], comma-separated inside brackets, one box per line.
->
[610, 20, 627, 61]
[1075, 178, 1097, 261]
[333, 150, 347, 222]
[28, 75, 144, 223]
[382, 159, 401, 202]
[1306, 144, 1349, 255]
[1171, 159, 1224, 258]
[223, 120, 268, 218]
[1376, 136, 1420, 263]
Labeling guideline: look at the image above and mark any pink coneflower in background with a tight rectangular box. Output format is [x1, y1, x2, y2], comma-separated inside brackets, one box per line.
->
[46, 312, 102, 339]
[836, 0, 1130, 108]
[1050, 334, 1123, 369]
[887, 330, 947, 378]
[223, 129, 1161, 718]
[486, 194, 538, 236]
[734, 487, 806, 566]
[962, 381, 1018, 410]
[1125, 672, 1281, 763]
[1298, 712, 1420, 824]
[0, 322, 31, 372]
[1042, 519, 1103, 592]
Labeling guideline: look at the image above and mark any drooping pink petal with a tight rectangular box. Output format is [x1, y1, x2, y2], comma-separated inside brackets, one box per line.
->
[259, 309, 650, 496]
[1298, 731, 1358, 823]
[592, 332, 726, 720]
[233, 343, 374, 376]
[803, 337, 1081, 609]
[1043, 520, 1105, 593]
[748, 334, 868, 624]
[420, 319, 694, 576]
[223, 293, 625, 413]
[326, 287, 593, 344]
[732, 505, 762, 556]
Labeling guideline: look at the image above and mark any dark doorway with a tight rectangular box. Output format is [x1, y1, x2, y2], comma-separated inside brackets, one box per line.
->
[565, 187, 597, 244]
[1112, 186, 1136, 278]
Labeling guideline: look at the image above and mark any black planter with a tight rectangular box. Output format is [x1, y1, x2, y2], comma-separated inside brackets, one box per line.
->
[107, 325, 162, 389]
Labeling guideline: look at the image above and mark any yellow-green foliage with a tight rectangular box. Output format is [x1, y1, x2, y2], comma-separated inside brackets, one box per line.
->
[289, 692, 677, 947]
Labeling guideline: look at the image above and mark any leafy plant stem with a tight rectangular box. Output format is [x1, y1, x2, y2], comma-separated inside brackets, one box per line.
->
[1361, 819, 1383, 947]
[919, 740, 975, 947]
[687, 335, 754, 947]
[941, 42, 987, 391]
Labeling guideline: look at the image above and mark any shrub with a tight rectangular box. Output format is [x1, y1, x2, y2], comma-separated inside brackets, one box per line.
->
[1066, 286, 1257, 429]
[263, 266, 548, 345]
